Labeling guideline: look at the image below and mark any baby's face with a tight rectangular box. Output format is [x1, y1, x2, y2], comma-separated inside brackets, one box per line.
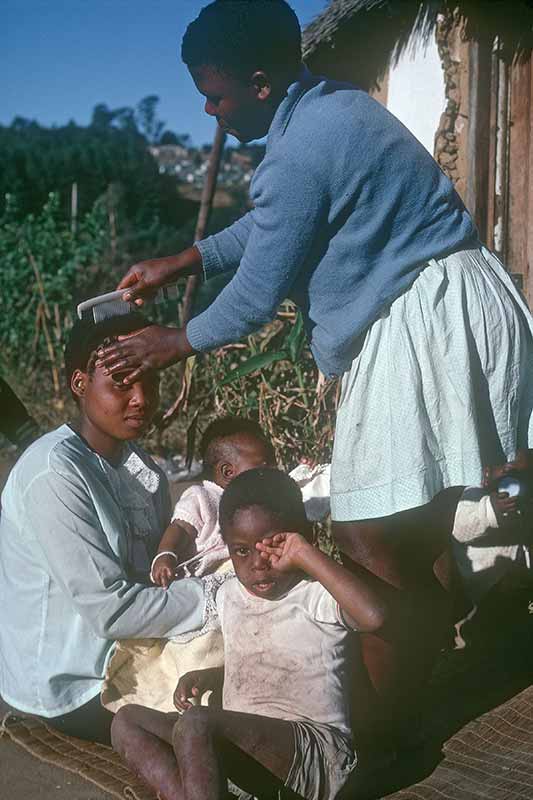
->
[223, 505, 299, 600]
[216, 434, 276, 487]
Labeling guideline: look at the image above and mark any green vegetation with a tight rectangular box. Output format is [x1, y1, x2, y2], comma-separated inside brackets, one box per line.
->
[0, 96, 194, 225]
[0, 99, 336, 469]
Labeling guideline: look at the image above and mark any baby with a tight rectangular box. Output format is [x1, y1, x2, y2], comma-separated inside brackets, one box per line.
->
[151, 416, 276, 587]
[111, 468, 390, 800]
[452, 450, 533, 648]
[452, 449, 532, 606]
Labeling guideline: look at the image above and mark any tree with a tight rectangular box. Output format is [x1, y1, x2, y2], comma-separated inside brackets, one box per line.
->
[91, 103, 116, 130]
[159, 131, 192, 147]
[136, 95, 165, 145]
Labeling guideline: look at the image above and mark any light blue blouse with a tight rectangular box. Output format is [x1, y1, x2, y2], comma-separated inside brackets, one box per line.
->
[0, 425, 205, 717]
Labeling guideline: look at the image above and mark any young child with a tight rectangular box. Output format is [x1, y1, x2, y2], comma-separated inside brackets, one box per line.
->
[151, 416, 276, 587]
[111, 468, 390, 800]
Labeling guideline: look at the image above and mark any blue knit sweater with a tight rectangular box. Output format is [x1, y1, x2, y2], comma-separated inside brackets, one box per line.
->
[187, 69, 478, 377]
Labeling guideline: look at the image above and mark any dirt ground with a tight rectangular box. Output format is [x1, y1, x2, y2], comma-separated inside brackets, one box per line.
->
[0, 698, 112, 800]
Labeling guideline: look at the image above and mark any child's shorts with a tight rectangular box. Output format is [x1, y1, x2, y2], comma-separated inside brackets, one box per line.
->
[285, 720, 357, 800]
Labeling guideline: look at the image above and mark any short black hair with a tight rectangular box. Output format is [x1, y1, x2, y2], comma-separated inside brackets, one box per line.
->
[181, 0, 302, 80]
[64, 312, 152, 392]
[200, 416, 275, 477]
[219, 467, 309, 538]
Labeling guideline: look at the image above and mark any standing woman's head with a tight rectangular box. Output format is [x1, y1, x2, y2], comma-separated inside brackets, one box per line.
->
[182, 0, 302, 142]
[64, 313, 160, 457]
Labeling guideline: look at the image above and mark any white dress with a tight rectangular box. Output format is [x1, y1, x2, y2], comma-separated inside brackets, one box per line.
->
[331, 246, 533, 520]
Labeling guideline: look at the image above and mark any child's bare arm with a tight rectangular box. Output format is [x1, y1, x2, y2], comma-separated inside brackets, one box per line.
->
[158, 519, 197, 556]
[151, 520, 197, 588]
[258, 533, 388, 632]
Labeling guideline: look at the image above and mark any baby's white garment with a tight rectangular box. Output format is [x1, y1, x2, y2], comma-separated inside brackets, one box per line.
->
[172, 480, 228, 576]
[452, 486, 530, 603]
[217, 576, 353, 737]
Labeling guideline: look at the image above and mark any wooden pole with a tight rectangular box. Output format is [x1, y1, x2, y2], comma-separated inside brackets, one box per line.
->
[180, 124, 227, 327]
[70, 181, 78, 236]
[162, 125, 226, 427]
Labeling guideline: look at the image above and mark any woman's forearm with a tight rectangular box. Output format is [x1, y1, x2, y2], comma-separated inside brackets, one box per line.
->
[149, 245, 204, 282]
[117, 245, 204, 295]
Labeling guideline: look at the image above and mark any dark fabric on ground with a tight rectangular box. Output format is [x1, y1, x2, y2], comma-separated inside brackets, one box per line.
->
[42, 694, 114, 746]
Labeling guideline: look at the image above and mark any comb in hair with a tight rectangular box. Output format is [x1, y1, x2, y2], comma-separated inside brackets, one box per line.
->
[77, 285, 180, 323]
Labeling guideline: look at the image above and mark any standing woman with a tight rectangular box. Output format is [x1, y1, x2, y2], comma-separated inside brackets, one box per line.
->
[98, 0, 533, 720]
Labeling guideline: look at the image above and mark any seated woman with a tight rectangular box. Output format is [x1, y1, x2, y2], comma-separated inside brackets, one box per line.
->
[0, 313, 206, 745]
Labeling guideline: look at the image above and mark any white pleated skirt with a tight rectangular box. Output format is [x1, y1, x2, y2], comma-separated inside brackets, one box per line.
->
[330, 246, 533, 521]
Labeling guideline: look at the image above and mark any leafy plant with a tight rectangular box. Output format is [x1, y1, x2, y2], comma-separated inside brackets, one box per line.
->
[220, 311, 306, 385]
[0, 192, 111, 410]
[143, 305, 338, 472]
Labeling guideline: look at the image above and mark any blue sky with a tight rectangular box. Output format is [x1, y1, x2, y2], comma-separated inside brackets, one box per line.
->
[2, 0, 327, 145]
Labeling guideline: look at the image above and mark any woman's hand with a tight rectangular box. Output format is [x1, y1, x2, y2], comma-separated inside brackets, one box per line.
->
[118, 259, 175, 305]
[117, 246, 203, 305]
[173, 668, 224, 712]
[95, 326, 196, 383]
[256, 532, 310, 573]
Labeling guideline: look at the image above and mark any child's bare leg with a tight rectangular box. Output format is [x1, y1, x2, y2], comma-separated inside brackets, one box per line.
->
[111, 705, 183, 800]
[172, 706, 295, 800]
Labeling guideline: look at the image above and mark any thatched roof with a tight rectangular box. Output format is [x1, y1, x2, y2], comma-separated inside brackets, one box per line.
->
[303, 0, 386, 60]
[302, 0, 533, 86]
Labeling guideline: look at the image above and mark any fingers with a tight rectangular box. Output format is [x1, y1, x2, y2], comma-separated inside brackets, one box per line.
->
[256, 541, 283, 557]
[95, 330, 155, 381]
[95, 348, 145, 383]
[173, 685, 192, 712]
[491, 491, 523, 523]
[95, 342, 130, 369]
[122, 290, 145, 304]
[120, 280, 155, 306]
[117, 269, 152, 300]
[256, 541, 275, 552]
[152, 566, 175, 590]
[258, 533, 287, 548]
[117, 269, 142, 291]
[173, 677, 202, 712]
[117, 328, 151, 341]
